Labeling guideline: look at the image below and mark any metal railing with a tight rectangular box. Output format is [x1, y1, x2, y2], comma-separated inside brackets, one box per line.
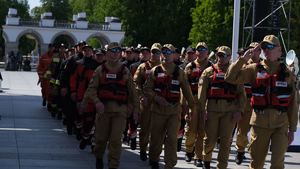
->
[16, 19, 116, 31]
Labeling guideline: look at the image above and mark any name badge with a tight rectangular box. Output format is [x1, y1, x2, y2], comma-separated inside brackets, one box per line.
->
[157, 73, 165, 77]
[171, 80, 180, 85]
[146, 70, 152, 74]
[192, 68, 200, 72]
[275, 81, 288, 87]
[257, 72, 268, 78]
[216, 73, 225, 78]
[106, 74, 117, 79]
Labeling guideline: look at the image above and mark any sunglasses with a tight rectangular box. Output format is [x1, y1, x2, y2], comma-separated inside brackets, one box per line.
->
[216, 52, 227, 58]
[152, 50, 161, 56]
[109, 48, 122, 53]
[162, 50, 173, 55]
[196, 47, 208, 52]
[261, 43, 276, 50]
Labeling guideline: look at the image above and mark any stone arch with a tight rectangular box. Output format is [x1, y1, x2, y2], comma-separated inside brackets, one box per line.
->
[16, 29, 44, 44]
[86, 33, 110, 48]
[51, 31, 77, 47]
[16, 29, 44, 56]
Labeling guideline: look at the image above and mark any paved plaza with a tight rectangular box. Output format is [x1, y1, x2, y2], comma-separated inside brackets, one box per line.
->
[0, 70, 299, 169]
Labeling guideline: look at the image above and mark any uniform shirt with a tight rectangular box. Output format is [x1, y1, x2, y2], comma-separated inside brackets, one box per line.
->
[82, 62, 139, 114]
[143, 62, 195, 115]
[37, 51, 53, 78]
[225, 58, 299, 132]
[198, 63, 246, 113]
[133, 60, 160, 98]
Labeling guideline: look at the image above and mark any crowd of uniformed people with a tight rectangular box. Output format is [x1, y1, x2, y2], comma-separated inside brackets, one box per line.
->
[36, 34, 299, 169]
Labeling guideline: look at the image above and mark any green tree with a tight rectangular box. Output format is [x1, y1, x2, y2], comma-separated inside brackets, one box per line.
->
[118, 0, 195, 48]
[31, 6, 43, 20]
[189, 0, 234, 50]
[0, 0, 30, 59]
[18, 35, 36, 55]
[39, 0, 72, 21]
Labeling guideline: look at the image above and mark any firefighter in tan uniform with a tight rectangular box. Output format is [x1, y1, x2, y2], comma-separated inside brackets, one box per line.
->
[81, 42, 139, 169]
[235, 42, 261, 164]
[133, 43, 162, 161]
[183, 42, 211, 167]
[198, 46, 246, 169]
[143, 44, 196, 169]
[225, 35, 299, 169]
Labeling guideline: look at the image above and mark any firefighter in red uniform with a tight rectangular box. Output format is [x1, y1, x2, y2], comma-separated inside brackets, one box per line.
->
[81, 42, 139, 169]
[46, 44, 65, 118]
[37, 44, 54, 107]
[70, 45, 103, 149]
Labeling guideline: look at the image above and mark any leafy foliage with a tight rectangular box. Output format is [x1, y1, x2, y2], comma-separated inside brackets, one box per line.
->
[189, 0, 234, 50]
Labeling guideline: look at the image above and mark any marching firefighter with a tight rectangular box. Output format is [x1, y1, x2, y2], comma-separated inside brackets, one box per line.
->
[225, 35, 299, 169]
[183, 42, 211, 167]
[60, 41, 85, 136]
[70, 45, 103, 150]
[37, 43, 54, 107]
[143, 44, 196, 169]
[133, 43, 162, 161]
[81, 42, 139, 169]
[46, 44, 66, 118]
[235, 42, 261, 165]
[127, 46, 151, 150]
[198, 46, 246, 169]
[177, 46, 196, 152]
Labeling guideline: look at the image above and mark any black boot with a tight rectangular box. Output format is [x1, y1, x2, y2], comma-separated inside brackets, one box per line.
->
[202, 161, 210, 169]
[235, 151, 245, 165]
[140, 151, 148, 161]
[42, 98, 46, 106]
[79, 139, 88, 150]
[130, 137, 137, 150]
[96, 158, 103, 169]
[149, 160, 159, 169]
[194, 159, 203, 167]
[177, 138, 183, 152]
[122, 133, 128, 143]
[185, 152, 194, 162]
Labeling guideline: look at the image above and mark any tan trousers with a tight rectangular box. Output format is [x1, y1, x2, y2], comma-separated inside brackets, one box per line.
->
[185, 115, 205, 160]
[139, 103, 152, 152]
[94, 111, 127, 168]
[149, 112, 180, 169]
[236, 101, 252, 152]
[249, 125, 288, 169]
[203, 111, 236, 169]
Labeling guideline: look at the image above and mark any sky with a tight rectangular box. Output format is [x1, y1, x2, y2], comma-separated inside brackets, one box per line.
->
[27, 0, 41, 10]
